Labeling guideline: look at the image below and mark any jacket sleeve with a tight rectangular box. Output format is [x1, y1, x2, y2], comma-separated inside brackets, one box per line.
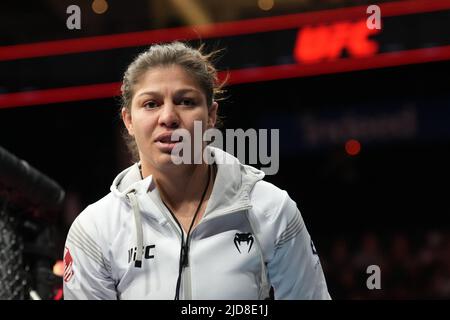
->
[63, 211, 117, 300]
[267, 194, 331, 300]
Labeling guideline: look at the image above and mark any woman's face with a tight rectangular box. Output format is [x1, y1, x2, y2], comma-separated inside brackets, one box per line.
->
[122, 64, 218, 172]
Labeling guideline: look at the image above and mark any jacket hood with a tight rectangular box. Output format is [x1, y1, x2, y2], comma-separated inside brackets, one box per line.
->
[110, 146, 265, 217]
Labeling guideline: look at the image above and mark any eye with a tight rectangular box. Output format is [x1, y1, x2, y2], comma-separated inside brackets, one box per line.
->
[180, 98, 196, 106]
[143, 100, 158, 109]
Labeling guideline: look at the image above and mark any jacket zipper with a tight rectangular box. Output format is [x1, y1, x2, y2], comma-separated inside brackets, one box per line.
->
[183, 265, 192, 300]
[158, 201, 253, 300]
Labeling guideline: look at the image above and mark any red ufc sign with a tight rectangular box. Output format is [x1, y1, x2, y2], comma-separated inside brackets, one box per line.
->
[294, 20, 381, 63]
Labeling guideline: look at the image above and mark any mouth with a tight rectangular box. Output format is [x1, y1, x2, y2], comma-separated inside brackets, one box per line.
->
[155, 133, 183, 152]
[155, 135, 183, 144]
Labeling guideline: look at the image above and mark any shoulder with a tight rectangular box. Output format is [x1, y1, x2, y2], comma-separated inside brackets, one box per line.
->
[250, 180, 297, 219]
[247, 179, 305, 260]
[249, 179, 303, 232]
[66, 192, 124, 247]
[76, 192, 120, 224]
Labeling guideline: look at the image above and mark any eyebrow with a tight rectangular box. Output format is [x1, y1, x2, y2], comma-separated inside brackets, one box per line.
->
[136, 88, 201, 98]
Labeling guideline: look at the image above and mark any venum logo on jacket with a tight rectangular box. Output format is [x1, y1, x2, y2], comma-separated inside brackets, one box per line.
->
[234, 233, 254, 253]
[128, 245, 155, 264]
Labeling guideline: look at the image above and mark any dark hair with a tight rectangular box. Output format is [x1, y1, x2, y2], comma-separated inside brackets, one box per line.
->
[120, 41, 226, 162]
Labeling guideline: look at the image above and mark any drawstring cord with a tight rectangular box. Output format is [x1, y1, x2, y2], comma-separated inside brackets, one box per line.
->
[162, 164, 212, 300]
[127, 191, 143, 268]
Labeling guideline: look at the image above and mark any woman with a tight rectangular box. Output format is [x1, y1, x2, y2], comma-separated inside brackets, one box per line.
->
[63, 42, 331, 300]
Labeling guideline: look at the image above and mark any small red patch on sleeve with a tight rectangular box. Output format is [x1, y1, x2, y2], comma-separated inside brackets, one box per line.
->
[63, 247, 74, 282]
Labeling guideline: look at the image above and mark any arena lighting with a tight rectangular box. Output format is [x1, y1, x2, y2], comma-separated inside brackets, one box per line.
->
[92, 0, 108, 15]
[0, 0, 448, 62]
[258, 0, 275, 11]
[0, 82, 120, 109]
[53, 288, 63, 300]
[294, 20, 381, 63]
[53, 260, 64, 277]
[345, 139, 361, 156]
[1, 45, 450, 110]
[1, 0, 450, 109]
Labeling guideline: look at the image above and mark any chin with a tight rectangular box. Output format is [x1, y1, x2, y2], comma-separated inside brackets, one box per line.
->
[154, 153, 179, 169]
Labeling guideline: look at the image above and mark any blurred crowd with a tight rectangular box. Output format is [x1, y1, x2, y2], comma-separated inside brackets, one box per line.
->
[321, 230, 450, 299]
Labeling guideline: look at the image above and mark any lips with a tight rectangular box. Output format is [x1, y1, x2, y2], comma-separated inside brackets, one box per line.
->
[154, 132, 183, 153]
[155, 132, 182, 143]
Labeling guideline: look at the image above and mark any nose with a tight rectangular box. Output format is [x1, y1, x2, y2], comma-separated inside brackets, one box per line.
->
[158, 101, 180, 128]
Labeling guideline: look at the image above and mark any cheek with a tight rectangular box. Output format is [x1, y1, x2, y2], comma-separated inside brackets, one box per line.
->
[183, 113, 209, 133]
[188, 108, 210, 124]
[131, 112, 157, 138]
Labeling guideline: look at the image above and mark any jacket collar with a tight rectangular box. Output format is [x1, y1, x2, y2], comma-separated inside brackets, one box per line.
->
[110, 146, 265, 219]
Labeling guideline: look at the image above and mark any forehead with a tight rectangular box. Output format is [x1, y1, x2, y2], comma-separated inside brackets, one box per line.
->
[135, 64, 203, 94]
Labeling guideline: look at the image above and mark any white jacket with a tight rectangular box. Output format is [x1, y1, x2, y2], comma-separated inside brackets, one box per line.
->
[63, 147, 331, 300]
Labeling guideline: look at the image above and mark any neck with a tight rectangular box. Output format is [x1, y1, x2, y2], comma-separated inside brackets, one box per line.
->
[142, 162, 212, 214]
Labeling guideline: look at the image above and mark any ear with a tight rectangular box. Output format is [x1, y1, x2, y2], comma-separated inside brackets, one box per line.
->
[207, 101, 218, 128]
[121, 107, 134, 136]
